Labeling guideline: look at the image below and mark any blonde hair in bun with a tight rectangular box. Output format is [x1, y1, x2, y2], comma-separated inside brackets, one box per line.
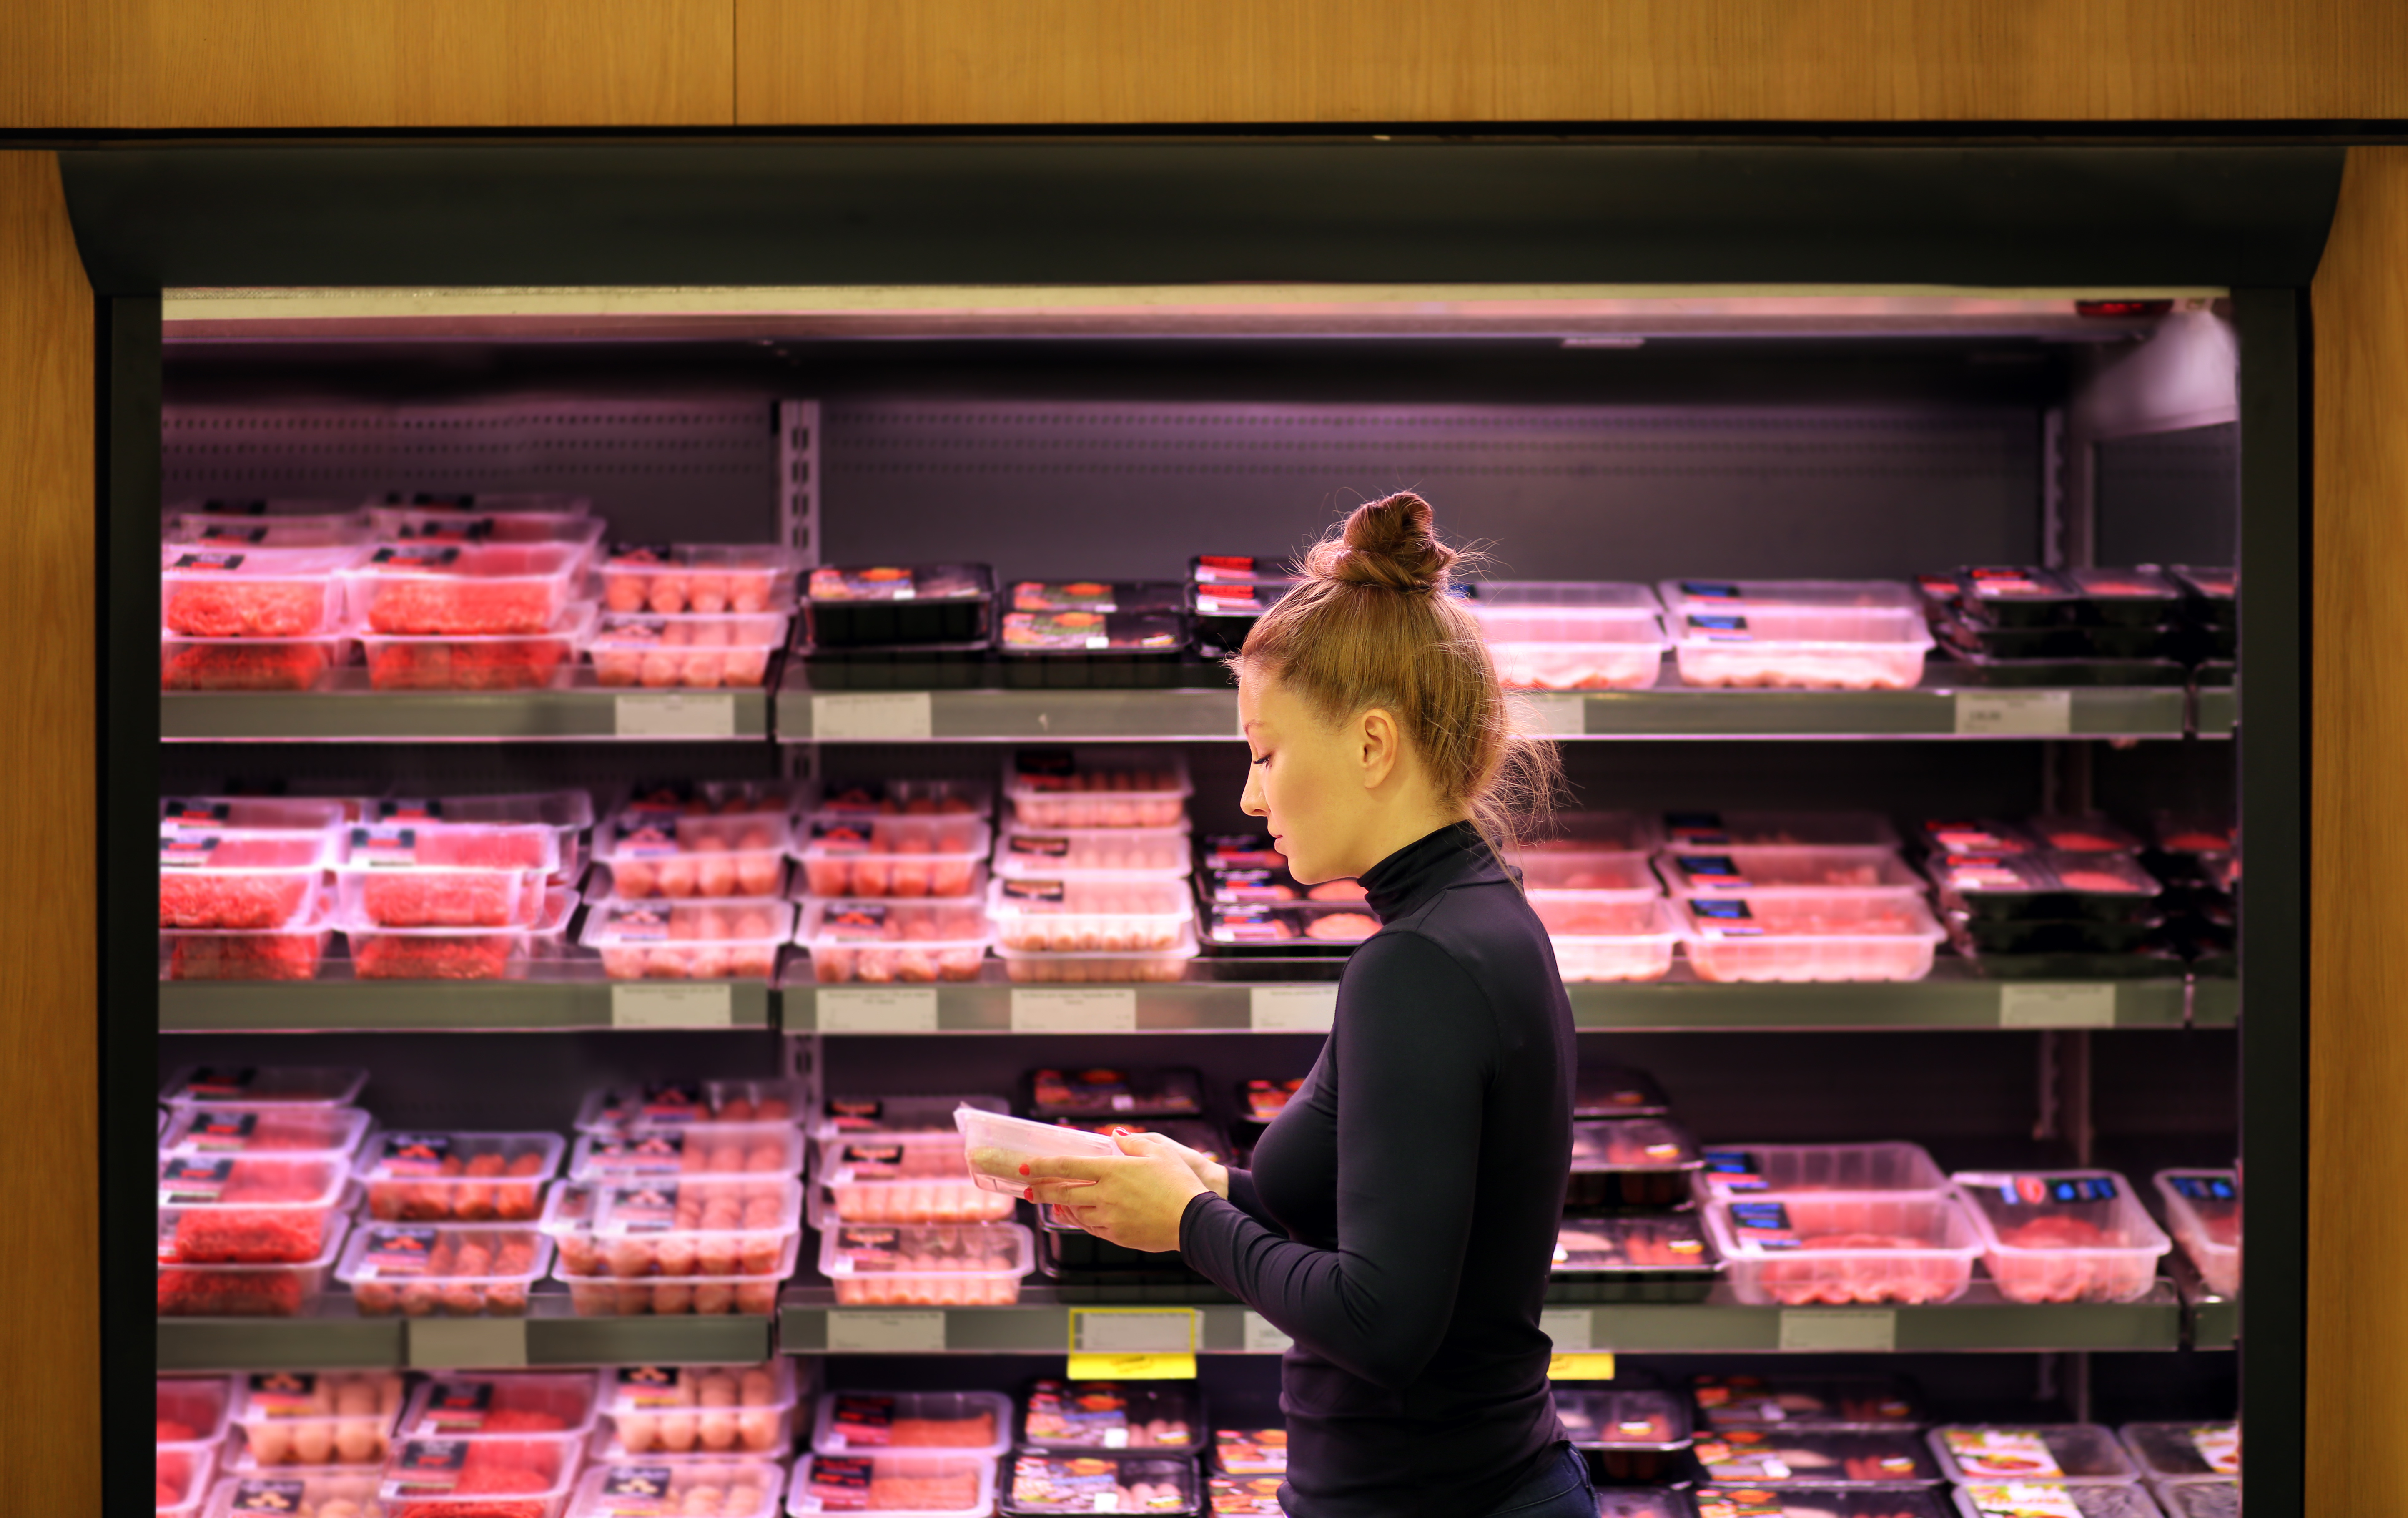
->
[1234, 492, 1563, 862]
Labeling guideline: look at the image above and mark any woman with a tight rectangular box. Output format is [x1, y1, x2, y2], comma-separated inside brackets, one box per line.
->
[1026, 492, 1590, 1518]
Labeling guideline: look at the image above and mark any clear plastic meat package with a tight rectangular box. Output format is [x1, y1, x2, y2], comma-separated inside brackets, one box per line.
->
[590, 1360, 797, 1460]
[954, 1107, 1121, 1194]
[580, 897, 792, 981]
[1470, 581, 1667, 691]
[158, 1375, 239, 1452]
[357, 1131, 565, 1223]
[799, 897, 991, 984]
[335, 1223, 554, 1318]
[1661, 581, 1930, 690]
[1004, 750, 1193, 830]
[995, 925, 1197, 983]
[1699, 1143, 1949, 1200]
[1692, 1429, 1942, 1487]
[1706, 1193, 1982, 1306]
[157, 1154, 349, 1264]
[162, 1066, 370, 1108]
[341, 540, 590, 636]
[1926, 1425, 2143, 1485]
[577, 1079, 808, 1134]
[996, 822, 1192, 881]
[2151, 1169, 2239, 1297]
[565, 1458, 785, 1518]
[789, 1451, 998, 1518]
[163, 544, 367, 638]
[594, 809, 791, 901]
[157, 1219, 347, 1318]
[588, 610, 787, 689]
[1949, 1170, 2170, 1304]
[162, 628, 357, 692]
[339, 887, 579, 981]
[812, 1092, 1007, 1141]
[161, 1102, 372, 1162]
[397, 1373, 603, 1445]
[370, 504, 607, 552]
[601, 543, 807, 617]
[208, 1469, 394, 1518]
[159, 829, 333, 931]
[797, 813, 991, 899]
[570, 1123, 804, 1184]
[815, 1131, 1016, 1225]
[810, 1388, 1012, 1458]
[1542, 895, 1683, 982]
[1677, 892, 1946, 983]
[818, 1220, 1033, 1306]
[331, 822, 561, 928]
[228, 1370, 405, 1469]
[159, 910, 337, 982]
[1020, 1380, 1202, 1454]
[1666, 811, 1902, 850]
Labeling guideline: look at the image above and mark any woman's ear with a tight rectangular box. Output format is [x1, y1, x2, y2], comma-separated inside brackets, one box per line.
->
[1357, 706, 1403, 790]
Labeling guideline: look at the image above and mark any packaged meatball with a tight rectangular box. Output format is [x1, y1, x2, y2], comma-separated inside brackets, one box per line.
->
[601, 543, 807, 617]
[374, 490, 593, 516]
[592, 1362, 798, 1460]
[2152, 1170, 2239, 1297]
[1556, 1388, 1693, 1481]
[163, 544, 366, 638]
[1949, 1171, 2170, 1304]
[588, 611, 788, 689]
[1926, 1425, 2141, 1485]
[1694, 1430, 1942, 1488]
[798, 813, 991, 899]
[817, 776, 993, 818]
[572, 1124, 804, 1184]
[788, 1452, 998, 1517]
[581, 898, 791, 982]
[357, 1131, 564, 1224]
[228, 1371, 405, 1469]
[1019, 1381, 1203, 1454]
[579, 1079, 808, 1134]
[818, 1221, 1033, 1307]
[1691, 1375, 1926, 1434]
[160, 829, 333, 932]
[1706, 1193, 1982, 1307]
[566, 1458, 786, 1518]
[1004, 750, 1194, 830]
[543, 1175, 804, 1317]
[1700, 1143, 1949, 1200]
[1566, 1118, 1706, 1209]
[1028, 1067, 1204, 1120]
[800, 898, 991, 985]
[809, 1389, 1012, 1458]
[335, 1224, 553, 1318]
[814, 1132, 1016, 1226]
[1000, 823, 1192, 882]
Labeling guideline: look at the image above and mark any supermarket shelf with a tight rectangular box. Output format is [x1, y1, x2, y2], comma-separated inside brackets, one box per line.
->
[162, 673, 770, 742]
[775, 1282, 2185, 1355]
[777, 673, 2195, 743]
[782, 965, 2225, 1034]
[158, 1297, 772, 1371]
[158, 969, 774, 1033]
[2191, 977, 2239, 1028]
[2195, 684, 2237, 737]
[2166, 1251, 2238, 1350]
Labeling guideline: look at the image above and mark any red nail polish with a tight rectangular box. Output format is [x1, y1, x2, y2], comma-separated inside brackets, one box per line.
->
[1019, 1162, 1030, 1176]
[1024, 1187, 1033, 1201]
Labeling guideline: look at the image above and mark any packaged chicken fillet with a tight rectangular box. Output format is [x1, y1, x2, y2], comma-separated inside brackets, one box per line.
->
[1550, 1214, 1721, 1301]
[1005, 751, 1193, 830]
[2152, 1170, 2239, 1297]
[1949, 1171, 2170, 1304]
[1706, 1193, 1982, 1307]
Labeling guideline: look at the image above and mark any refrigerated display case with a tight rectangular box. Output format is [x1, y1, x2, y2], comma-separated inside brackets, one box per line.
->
[80, 141, 2316, 1515]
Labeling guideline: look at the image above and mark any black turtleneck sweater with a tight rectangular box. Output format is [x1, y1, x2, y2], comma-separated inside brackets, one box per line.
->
[1178, 821, 1577, 1518]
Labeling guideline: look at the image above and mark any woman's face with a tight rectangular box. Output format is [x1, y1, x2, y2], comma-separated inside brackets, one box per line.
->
[1238, 671, 1373, 885]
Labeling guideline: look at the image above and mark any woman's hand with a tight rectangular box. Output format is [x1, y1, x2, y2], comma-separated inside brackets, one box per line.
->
[1025, 1130, 1215, 1255]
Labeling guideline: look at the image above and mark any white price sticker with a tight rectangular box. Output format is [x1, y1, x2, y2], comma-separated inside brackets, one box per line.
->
[610, 983, 734, 1029]
[1954, 689, 2073, 736]
[1523, 694, 1588, 737]
[815, 987, 940, 1033]
[615, 693, 738, 738]
[1071, 1308, 1199, 1353]
[1999, 983, 2118, 1028]
[1778, 1309, 1898, 1352]
[1249, 984, 1338, 1032]
[409, 1317, 528, 1368]
[825, 1310, 947, 1352]
[1242, 1312, 1294, 1355]
[1538, 1309, 1594, 1352]
[811, 692, 933, 741]
[1011, 988, 1137, 1032]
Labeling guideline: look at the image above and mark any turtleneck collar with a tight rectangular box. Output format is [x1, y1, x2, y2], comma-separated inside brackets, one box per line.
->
[1358, 819, 1502, 924]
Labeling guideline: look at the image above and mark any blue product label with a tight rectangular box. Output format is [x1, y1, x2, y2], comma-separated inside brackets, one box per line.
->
[1702, 1150, 1765, 1191]
[1689, 899, 1762, 936]
[1681, 581, 1742, 600]
[1676, 854, 1747, 886]
[1984, 1175, 2119, 1206]
[1729, 1201, 1798, 1248]
[2169, 1174, 2237, 1202]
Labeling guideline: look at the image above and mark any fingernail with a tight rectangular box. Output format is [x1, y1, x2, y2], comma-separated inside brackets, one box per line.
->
[1023, 1187, 1033, 1201]
[1019, 1163, 1030, 1176]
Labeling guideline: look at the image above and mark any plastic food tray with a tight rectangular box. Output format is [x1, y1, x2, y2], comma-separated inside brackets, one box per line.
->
[1950, 1170, 2170, 1304]
[595, 813, 792, 901]
[790, 1452, 998, 1518]
[159, 829, 333, 932]
[371, 504, 607, 550]
[1927, 1425, 2141, 1485]
[154, 1445, 217, 1518]
[1569, 1118, 1706, 1208]
[342, 540, 589, 636]
[161, 796, 349, 833]
[813, 1092, 1007, 1140]
[797, 815, 991, 903]
[817, 777, 993, 816]
[163, 1066, 369, 1108]
[1932, 853, 2162, 923]
[2024, 814, 2145, 854]
[1575, 1066, 1673, 1118]
[543, 1174, 802, 1264]
[1545, 897, 1685, 982]
[1556, 1388, 1694, 1480]
[2150, 1480, 2232, 1518]
[816, 1132, 1016, 1224]
[162, 1103, 370, 1162]
[601, 543, 806, 616]
[339, 886, 575, 981]
[378, 1432, 581, 1516]
[1484, 634, 1666, 692]
[556, 1233, 796, 1317]
[2152, 1170, 2239, 1297]
[2117, 1423, 2238, 1482]
[1678, 892, 1946, 983]
[1917, 819, 2035, 856]
[996, 822, 1191, 880]
[1707, 1193, 1982, 1306]
[1700, 1143, 1949, 1199]
[1693, 1429, 1942, 1487]
[1671, 606, 1934, 690]
[1667, 811, 1903, 850]
[580, 897, 791, 981]
[332, 822, 561, 927]
[358, 1132, 564, 1223]
[1001, 606, 1189, 654]
[589, 1361, 795, 1460]
[163, 544, 366, 638]
[357, 596, 596, 689]
[1661, 847, 1922, 896]
[955, 1107, 1121, 1193]
[1020, 1380, 1201, 1454]
[810, 1389, 1013, 1458]
[171, 507, 374, 549]
[206, 1470, 399, 1518]
[818, 1220, 1033, 1305]
[798, 897, 991, 984]
[158, 1154, 349, 1260]
[161, 628, 356, 692]
[1521, 851, 1659, 896]
[2067, 566, 2184, 625]
[229, 1370, 404, 1468]
[1211, 1428, 1287, 1476]
[1005, 751, 1193, 829]
[372, 490, 593, 515]
[159, 910, 337, 983]
[335, 1224, 552, 1317]
[158, 1375, 238, 1452]
[996, 924, 1198, 983]
[1031, 1066, 1204, 1119]
[566, 1458, 785, 1518]
[1472, 581, 1666, 691]
[157, 1220, 348, 1317]
[1526, 809, 1669, 855]
[1664, 579, 1924, 614]
[1691, 1375, 1926, 1433]
[589, 611, 787, 689]
[1951, 1486, 2164, 1518]
[1208, 900, 1383, 952]
[805, 563, 996, 647]
[1946, 566, 2084, 626]
[1553, 1209, 1716, 1296]
[569, 1124, 804, 1184]
[1701, 1490, 1949, 1518]
[1602, 1493, 1701, 1518]
[576, 1079, 807, 1136]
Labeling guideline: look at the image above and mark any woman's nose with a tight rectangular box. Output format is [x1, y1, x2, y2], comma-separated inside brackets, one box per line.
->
[1241, 769, 1268, 817]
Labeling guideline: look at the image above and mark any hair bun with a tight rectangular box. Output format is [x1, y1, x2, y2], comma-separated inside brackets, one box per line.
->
[1314, 492, 1457, 593]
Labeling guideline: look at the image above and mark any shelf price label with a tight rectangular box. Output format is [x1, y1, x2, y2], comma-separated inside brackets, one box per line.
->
[1070, 1307, 1199, 1354]
[1523, 694, 1588, 736]
[1011, 988, 1137, 1032]
[1998, 983, 2118, 1029]
[1249, 985, 1337, 1033]
[1954, 690, 2073, 736]
[825, 1310, 947, 1352]
[611, 984, 734, 1029]
[409, 1317, 527, 1368]
[1547, 1354, 1618, 1381]
[1068, 1352, 1198, 1380]
[1538, 1309, 1594, 1352]
[812, 692, 934, 741]
[1241, 1312, 1293, 1354]
[615, 693, 738, 738]
[1777, 1309, 1897, 1352]
[815, 987, 940, 1033]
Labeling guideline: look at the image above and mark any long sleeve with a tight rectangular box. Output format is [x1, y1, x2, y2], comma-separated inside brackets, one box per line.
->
[1181, 932, 1494, 1389]
[1220, 1166, 1278, 1231]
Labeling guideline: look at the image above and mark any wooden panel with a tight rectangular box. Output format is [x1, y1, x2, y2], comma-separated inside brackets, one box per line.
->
[0, 0, 734, 128]
[0, 152, 98, 1511]
[2309, 146, 2408, 1514]
[736, 0, 2408, 125]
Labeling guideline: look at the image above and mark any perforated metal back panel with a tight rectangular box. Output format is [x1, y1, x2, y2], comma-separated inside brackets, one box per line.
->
[2096, 422, 2238, 567]
[823, 401, 2041, 583]
[162, 399, 778, 543]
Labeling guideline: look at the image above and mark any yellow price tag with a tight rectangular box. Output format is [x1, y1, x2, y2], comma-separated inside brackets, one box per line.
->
[1547, 1353, 1617, 1381]
[1068, 1352, 1199, 1380]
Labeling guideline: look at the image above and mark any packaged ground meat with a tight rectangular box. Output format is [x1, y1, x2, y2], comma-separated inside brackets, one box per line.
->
[333, 823, 559, 930]
[589, 611, 787, 689]
[1926, 1425, 2140, 1485]
[818, 1221, 1032, 1307]
[342, 540, 588, 636]
[360, 601, 598, 691]
[594, 1361, 797, 1460]
[814, 1132, 1016, 1225]
[1677, 892, 1946, 984]
[229, 1370, 404, 1468]
[157, 1219, 347, 1317]
[161, 1065, 369, 1108]
[377, 1430, 580, 1518]
[341, 887, 577, 981]
[162, 629, 355, 691]
[2152, 1169, 2239, 1297]
[1950, 1170, 2171, 1304]
[160, 829, 332, 931]
[161, 1103, 371, 1162]
[1555, 1388, 1693, 1481]
[1003, 1453, 1199, 1515]
[577, 1079, 808, 1134]
[581, 898, 790, 981]
[788, 1452, 997, 1517]
[1707, 1193, 1982, 1307]
[158, 1154, 349, 1263]
[570, 1124, 803, 1184]
[169, 499, 373, 548]
[799, 898, 991, 985]
[798, 813, 990, 899]
[163, 544, 366, 638]
[162, 796, 349, 833]
[358, 1132, 565, 1223]
[1020, 1382, 1201, 1454]
[566, 1458, 785, 1518]
[399, 1372, 601, 1442]
[160, 917, 336, 982]
[809, 1389, 1012, 1458]
[154, 1441, 217, 1518]
[336, 1224, 553, 1317]
[1691, 1375, 1926, 1433]
[596, 807, 790, 902]
[1693, 1430, 1941, 1488]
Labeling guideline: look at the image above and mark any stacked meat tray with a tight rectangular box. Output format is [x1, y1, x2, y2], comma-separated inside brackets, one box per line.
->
[161, 495, 805, 693]
[1917, 565, 2236, 689]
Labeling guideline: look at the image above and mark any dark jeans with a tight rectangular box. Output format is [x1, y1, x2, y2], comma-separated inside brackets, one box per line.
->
[1482, 1443, 1597, 1518]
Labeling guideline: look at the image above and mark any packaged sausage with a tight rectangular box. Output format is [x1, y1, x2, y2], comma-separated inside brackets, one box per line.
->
[1706, 1193, 1982, 1307]
[164, 544, 367, 638]
[1019, 1382, 1203, 1454]
[357, 1132, 565, 1224]
[788, 1452, 998, 1518]
[818, 1221, 1033, 1307]
[161, 629, 356, 692]
[335, 1224, 554, 1318]
[1949, 1170, 2171, 1304]
[808, 1389, 1012, 1458]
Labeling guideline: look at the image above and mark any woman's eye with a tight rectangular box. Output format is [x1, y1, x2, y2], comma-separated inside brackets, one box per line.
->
[1251, 753, 1271, 767]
